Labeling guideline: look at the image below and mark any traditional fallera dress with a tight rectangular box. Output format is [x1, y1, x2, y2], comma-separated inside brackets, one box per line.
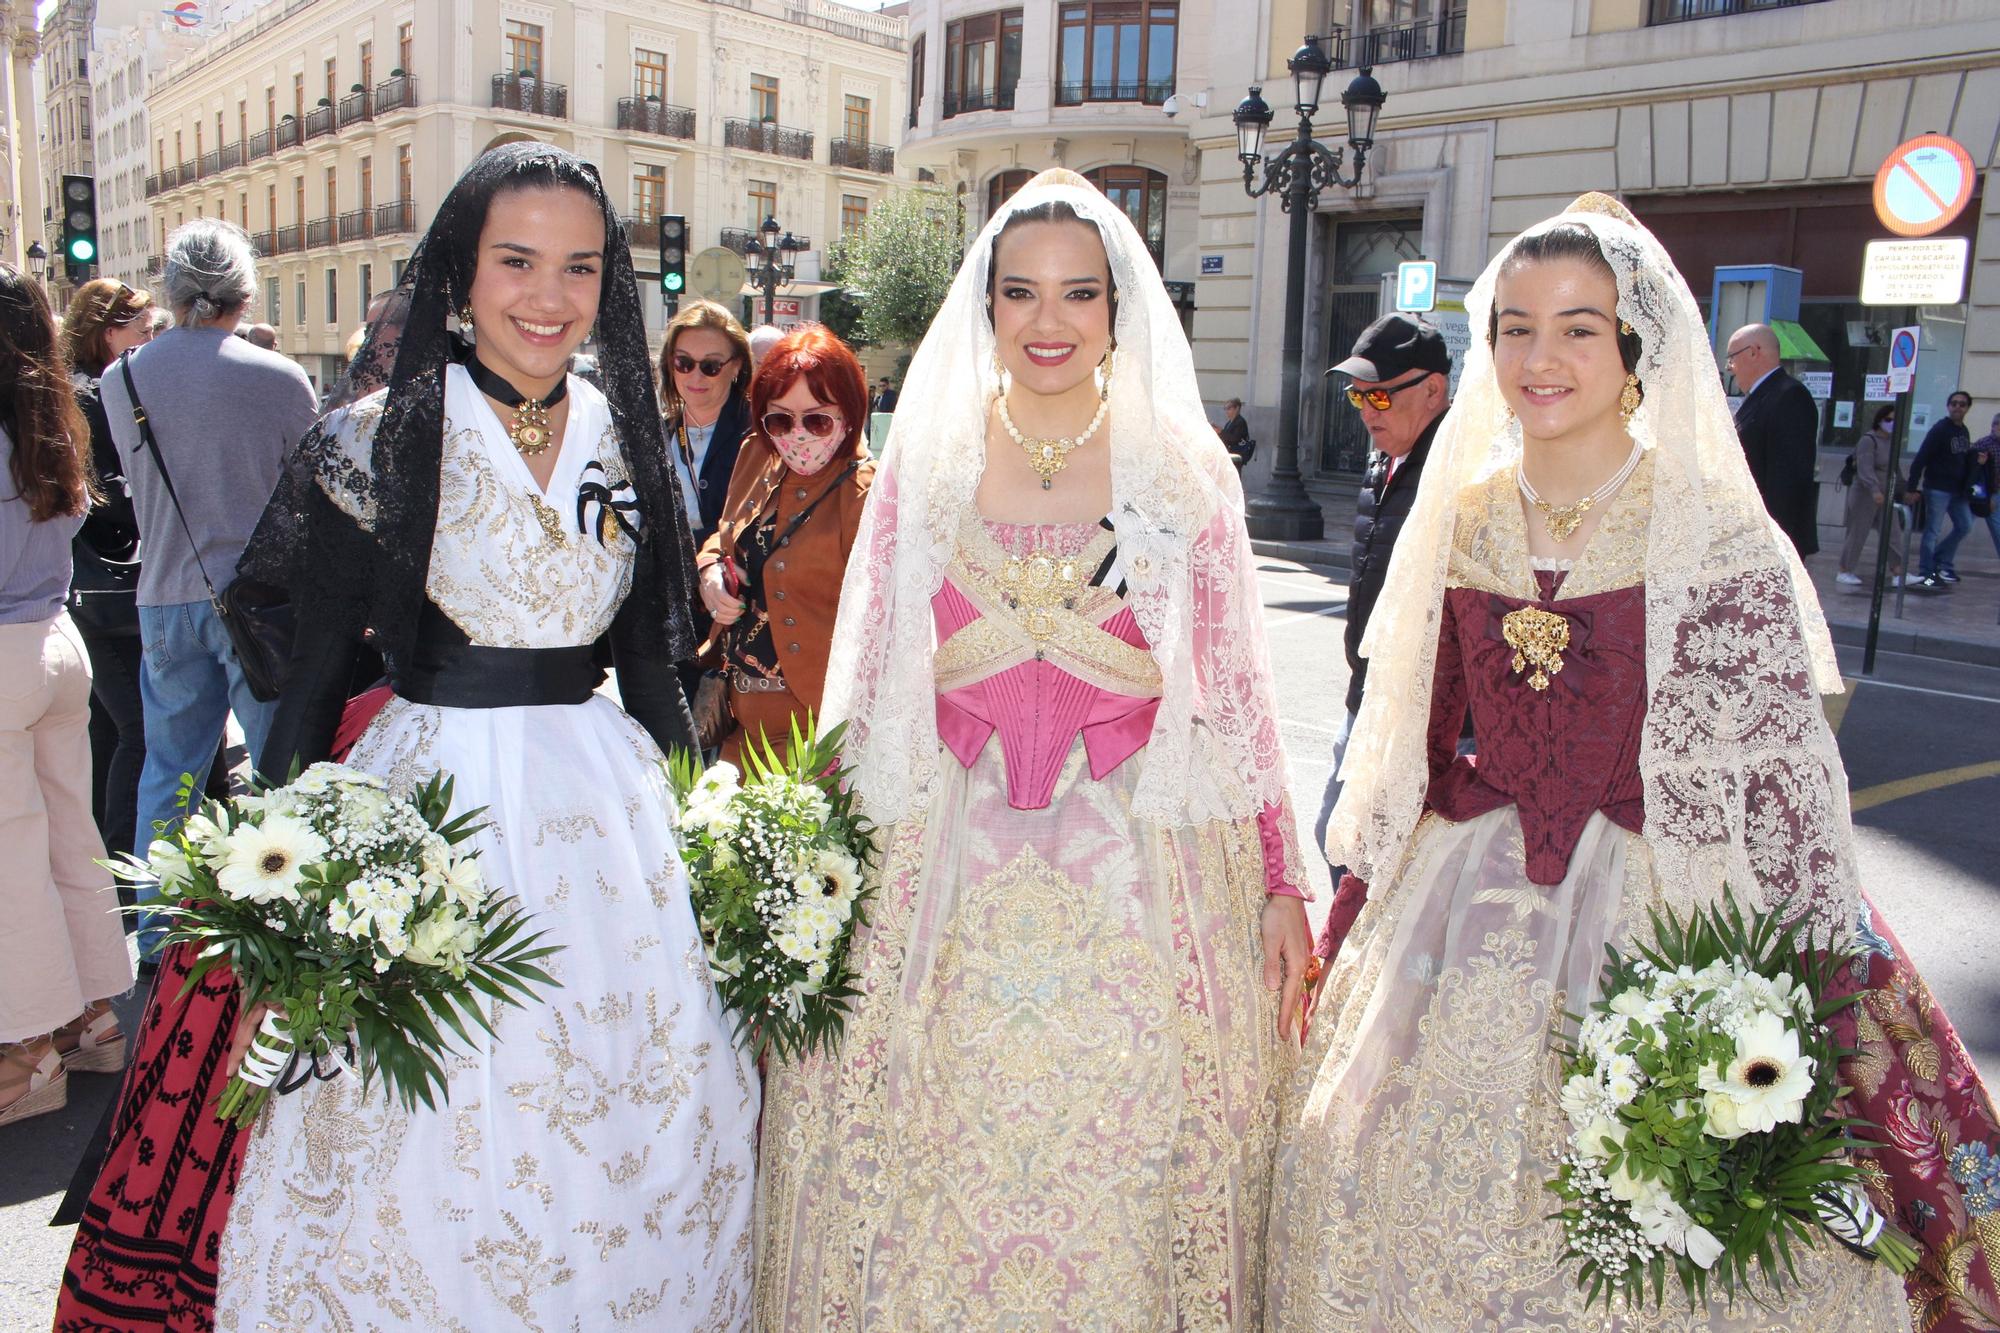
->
[176, 367, 752, 1330]
[755, 512, 1304, 1331]
[1264, 460, 2000, 1331]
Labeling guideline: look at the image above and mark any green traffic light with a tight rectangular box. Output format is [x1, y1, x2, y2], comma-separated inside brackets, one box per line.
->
[663, 272, 685, 292]
[68, 238, 95, 262]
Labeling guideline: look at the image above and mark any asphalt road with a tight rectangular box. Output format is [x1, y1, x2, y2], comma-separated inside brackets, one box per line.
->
[3, 557, 1996, 1328]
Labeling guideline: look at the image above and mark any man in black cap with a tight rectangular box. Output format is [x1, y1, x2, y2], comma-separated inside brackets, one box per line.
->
[1313, 314, 1453, 947]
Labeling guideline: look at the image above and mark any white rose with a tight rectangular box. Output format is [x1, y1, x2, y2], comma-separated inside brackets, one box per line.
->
[405, 910, 480, 972]
[146, 837, 194, 893]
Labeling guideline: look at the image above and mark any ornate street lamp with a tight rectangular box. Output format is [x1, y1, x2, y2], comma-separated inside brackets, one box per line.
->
[25, 241, 49, 284]
[746, 215, 803, 326]
[1233, 39, 1388, 540]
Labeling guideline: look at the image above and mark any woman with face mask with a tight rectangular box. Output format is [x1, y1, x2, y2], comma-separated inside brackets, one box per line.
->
[56, 143, 757, 1332]
[695, 323, 873, 764]
[753, 168, 1313, 1330]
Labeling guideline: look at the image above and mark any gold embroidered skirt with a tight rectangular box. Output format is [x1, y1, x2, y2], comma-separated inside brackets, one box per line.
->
[755, 740, 1289, 1331]
[1264, 807, 1906, 1332]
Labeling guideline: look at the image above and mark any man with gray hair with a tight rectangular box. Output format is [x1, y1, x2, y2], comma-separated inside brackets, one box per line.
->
[100, 219, 318, 965]
[748, 323, 784, 369]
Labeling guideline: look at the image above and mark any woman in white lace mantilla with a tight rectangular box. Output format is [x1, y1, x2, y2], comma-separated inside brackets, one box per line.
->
[753, 168, 1315, 1331]
[1262, 194, 1921, 1329]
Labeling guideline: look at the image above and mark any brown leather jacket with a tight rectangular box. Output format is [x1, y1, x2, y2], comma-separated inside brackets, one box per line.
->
[695, 436, 875, 746]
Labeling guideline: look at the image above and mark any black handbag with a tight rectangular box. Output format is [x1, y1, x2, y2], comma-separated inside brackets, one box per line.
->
[117, 354, 294, 701]
[65, 536, 141, 637]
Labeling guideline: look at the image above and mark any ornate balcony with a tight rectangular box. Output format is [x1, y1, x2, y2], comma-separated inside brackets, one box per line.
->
[373, 74, 417, 115]
[273, 119, 301, 151]
[492, 72, 567, 118]
[1328, 14, 1466, 68]
[723, 118, 813, 161]
[304, 104, 335, 140]
[374, 199, 416, 234]
[305, 217, 336, 249]
[336, 88, 372, 128]
[337, 208, 375, 243]
[720, 227, 812, 257]
[616, 96, 696, 140]
[625, 215, 659, 250]
[829, 139, 894, 174]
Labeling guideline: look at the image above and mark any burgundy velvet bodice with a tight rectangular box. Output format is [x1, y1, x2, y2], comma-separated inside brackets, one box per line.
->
[1425, 572, 1648, 885]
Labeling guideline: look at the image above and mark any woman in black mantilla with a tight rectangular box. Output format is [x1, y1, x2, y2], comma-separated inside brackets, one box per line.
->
[56, 143, 758, 1333]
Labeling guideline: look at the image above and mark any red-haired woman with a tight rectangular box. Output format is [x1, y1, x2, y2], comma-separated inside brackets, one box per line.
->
[697, 324, 874, 763]
[0, 263, 133, 1126]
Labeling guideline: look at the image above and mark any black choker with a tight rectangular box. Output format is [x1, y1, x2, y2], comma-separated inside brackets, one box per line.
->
[466, 355, 569, 456]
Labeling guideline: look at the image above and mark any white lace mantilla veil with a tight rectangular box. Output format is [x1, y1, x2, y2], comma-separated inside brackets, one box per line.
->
[821, 167, 1298, 837]
[1328, 191, 1861, 931]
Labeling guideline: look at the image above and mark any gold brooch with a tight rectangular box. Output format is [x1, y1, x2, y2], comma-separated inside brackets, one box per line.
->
[1501, 606, 1570, 692]
[509, 398, 555, 455]
[998, 550, 1083, 646]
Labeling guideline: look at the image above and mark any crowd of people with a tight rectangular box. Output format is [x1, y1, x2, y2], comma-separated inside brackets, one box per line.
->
[1, 144, 1995, 1331]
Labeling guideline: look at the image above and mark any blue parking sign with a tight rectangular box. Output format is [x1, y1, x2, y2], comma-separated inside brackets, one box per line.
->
[1396, 261, 1438, 313]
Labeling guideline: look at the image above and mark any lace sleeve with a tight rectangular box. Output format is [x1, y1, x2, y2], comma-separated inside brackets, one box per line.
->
[1641, 564, 1859, 933]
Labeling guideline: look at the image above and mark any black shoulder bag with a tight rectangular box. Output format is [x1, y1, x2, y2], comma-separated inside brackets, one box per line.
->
[117, 354, 295, 701]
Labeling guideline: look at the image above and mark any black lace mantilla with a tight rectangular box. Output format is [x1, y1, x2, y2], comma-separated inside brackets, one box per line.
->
[240, 142, 698, 677]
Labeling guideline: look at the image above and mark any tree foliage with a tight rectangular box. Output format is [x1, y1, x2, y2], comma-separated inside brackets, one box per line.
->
[827, 186, 964, 348]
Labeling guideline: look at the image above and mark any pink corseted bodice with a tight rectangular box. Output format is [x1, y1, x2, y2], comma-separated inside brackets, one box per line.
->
[933, 517, 1302, 896]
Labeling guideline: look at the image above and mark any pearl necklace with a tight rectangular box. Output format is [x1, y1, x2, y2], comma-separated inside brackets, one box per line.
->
[1516, 439, 1643, 541]
[998, 392, 1109, 490]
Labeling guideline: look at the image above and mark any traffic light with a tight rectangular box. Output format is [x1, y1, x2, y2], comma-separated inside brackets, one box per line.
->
[60, 175, 99, 282]
[660, 214, 686, 304]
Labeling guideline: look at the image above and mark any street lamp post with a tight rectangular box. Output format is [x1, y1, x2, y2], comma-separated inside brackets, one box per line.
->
[25, 241, 49, 285]
[1233, 39, 1386, 541]
[744, 214, 803, 326]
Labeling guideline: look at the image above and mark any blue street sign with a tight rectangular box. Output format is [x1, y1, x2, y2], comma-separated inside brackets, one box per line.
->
[1396, 261, 1438, 313]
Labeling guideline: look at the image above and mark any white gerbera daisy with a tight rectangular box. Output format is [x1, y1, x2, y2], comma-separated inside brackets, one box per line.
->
[1697, 1009, 1816, 1136]
[215, 815, 327, 904]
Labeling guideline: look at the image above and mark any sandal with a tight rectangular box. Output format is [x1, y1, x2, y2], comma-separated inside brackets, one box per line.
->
[55, 999, 127, 1074]
[0, 1036, 69, 1127]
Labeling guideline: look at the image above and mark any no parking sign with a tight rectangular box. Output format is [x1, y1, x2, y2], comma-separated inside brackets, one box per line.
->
[1887, 325, 1920, 395]
[1873, 134, 1975, 238]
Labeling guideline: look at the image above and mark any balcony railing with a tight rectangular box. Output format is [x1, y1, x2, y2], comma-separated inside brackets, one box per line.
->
[304, 104, 335, 140]
[336, 88, 372, 127]
[492, 72, 568, 118]
[217, 141, 243, 171]
[305, 217, 336, 249]
[199, 148, 222, 178]
[373, 74, 417, 114]
[942, 86, 1016, 118]
[720, 227, 813, 257]
[1054, 78, 1173, 106]
[144, 172, 162, 198]
[337, 208, 375, 243]
[1648, 0, 1824, 21]
[723, 119, 814, 161]
[829, 139, 895, 173]
[272, 223, 302, 254]
[625, 215, 659, 250]
[617, 96, 696, 140]
[1329, 14, 1466, 67]
[273, 118, 300, 151]
[374, 199, 415, 234]
[246, 129, 272, 162]
[143, 255, 163, 276]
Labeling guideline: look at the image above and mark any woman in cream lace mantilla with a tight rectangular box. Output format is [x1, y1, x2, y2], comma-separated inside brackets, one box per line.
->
[1265, 193, 1999, 1330]
[753, 168, 1316, 1331]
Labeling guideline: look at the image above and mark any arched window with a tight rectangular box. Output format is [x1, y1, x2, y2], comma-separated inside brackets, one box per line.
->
[1084, 165, 1167, 268]
[986, 168, 1033, 223]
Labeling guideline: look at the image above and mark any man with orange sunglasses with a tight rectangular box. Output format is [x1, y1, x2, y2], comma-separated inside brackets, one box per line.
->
[1312, 313, 1453, 957]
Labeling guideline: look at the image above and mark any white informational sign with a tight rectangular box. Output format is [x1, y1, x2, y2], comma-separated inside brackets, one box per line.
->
[1863, 375, 1893, 402]
[1798, 370, 1833, 400]
[1395, 261, 1438, 312]
[1833, 401, 1855, 429]
[1861, 237, 1970, 306]
[1886, 325, 1921, 395]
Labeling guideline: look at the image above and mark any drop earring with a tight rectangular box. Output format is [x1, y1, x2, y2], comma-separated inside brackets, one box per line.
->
[458, 305, 476, 342]
[991, 345, 1007, 386]
[1619, 372, 1642, 425]
[1098, 346, 1115, 400]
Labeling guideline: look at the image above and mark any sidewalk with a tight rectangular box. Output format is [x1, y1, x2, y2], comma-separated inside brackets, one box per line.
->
[1252, 489, 2000, 669]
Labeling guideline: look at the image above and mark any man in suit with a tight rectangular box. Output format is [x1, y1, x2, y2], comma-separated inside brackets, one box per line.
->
[871, 377, 900, 414]
[1727, 323, 1821, 556]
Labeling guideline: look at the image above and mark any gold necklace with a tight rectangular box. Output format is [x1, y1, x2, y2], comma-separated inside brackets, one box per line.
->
[465, 355, 568, 456]
[997, 393, 1109, 490]
[1515, 439, 1643, 541]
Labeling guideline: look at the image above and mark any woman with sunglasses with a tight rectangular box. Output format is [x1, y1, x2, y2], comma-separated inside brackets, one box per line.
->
[695, 324, 873, 765]
[660, 299, 753, 550]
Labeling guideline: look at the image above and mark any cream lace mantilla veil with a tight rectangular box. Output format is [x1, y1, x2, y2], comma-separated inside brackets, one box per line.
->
[1328, 191, 1860, 931]
[821, 168, 1297, 834]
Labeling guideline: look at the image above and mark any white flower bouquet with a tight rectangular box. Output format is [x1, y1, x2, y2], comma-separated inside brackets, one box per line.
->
[1550, 892, 1917, 1310]
[118, 764, 560, 1127]
[667, 717, 874, 1061]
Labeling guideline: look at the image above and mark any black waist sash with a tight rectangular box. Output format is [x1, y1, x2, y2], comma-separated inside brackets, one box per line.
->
[394, 608, 605, 709]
